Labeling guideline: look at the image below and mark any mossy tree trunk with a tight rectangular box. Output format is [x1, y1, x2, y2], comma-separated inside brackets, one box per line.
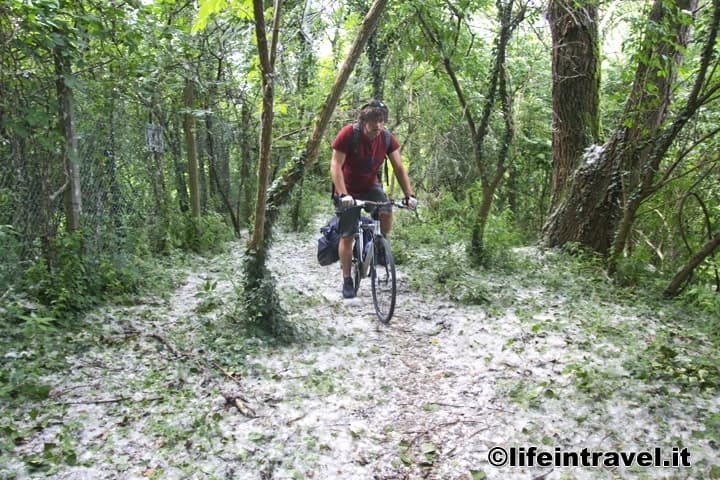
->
[608, 0, 711, 274]
[547, 0, 601, 212]
[543, 0, 700, 259]
[243, 0, 284, 332]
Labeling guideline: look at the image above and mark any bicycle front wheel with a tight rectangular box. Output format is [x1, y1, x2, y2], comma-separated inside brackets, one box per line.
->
[371, 236, 396, 323]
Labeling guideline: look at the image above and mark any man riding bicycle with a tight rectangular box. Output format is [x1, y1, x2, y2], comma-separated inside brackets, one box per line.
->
[330, 100, 417, 299]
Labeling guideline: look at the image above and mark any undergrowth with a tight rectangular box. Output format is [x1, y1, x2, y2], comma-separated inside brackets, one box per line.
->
[392, 191, 532, 304]
[394, 192, 720, 428]
[0, 242, 186, 407]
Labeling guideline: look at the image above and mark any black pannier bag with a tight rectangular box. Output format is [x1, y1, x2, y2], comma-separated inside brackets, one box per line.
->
[317, 215, 374, 266]
[317, 216, 340, 266]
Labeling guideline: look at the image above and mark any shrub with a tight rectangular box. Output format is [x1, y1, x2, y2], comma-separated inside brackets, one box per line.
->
[19, 229, 153, 320]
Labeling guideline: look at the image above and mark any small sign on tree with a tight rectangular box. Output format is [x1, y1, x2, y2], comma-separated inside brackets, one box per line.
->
[145, 124, 164, 153]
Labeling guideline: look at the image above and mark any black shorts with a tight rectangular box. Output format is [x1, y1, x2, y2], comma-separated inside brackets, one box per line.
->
[336, 184, 389, 238]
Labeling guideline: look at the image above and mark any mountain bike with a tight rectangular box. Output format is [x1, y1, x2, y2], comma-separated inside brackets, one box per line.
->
[347, 199, 408, 324]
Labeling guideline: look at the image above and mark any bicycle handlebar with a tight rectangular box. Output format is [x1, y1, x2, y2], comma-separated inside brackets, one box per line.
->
[353, 199, 408, 209]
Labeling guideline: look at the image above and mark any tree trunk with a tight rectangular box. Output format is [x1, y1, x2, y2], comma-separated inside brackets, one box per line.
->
[198, 126, 208, 212]
[237, 100, 254, 225]
[205, 108, 217, 201]
[53, 46, 82, 232]
[248, 0, 281, 252]
[240, 0, 285, 334]
[418, 1, 525, 263]
[665, 231, 720, 296]
[148, 109, 168, 224]
[542, 136, 624, 254]
[547, 0, 601, 211]
[184, 79, 202, 219]
[363, 1, 390, 101]
[543, 0, 694, 255]
[106, 79, 122, 226]
[608, 0, 703, 272]
[170, 114, 189, 213]
[470, 36, 516, 262]
[207, 107, 240, 234]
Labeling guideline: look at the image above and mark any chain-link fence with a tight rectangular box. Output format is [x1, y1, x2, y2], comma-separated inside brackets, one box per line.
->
[0, 74, 247, 296]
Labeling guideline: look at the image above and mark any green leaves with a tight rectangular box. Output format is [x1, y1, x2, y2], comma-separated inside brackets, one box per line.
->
[193, 0, 254, 32]
[0, 369, 51, 401]
[194, 0, 230, 32]
[624, 328, 720, 392]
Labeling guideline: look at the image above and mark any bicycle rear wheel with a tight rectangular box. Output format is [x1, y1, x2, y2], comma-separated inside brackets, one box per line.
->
[371, 236, 396, 323]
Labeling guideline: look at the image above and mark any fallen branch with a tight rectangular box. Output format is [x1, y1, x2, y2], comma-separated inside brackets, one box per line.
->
[147, 332, 181, 357]
[56, 395, 163, 406]
[145, 332, 258, 417]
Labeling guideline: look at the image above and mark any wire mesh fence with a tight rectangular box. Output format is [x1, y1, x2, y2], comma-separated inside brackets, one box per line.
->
[1, 92, 176, 294]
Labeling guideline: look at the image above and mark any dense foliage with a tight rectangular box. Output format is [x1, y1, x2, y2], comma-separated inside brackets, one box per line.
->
[2, 3, 720, 477]
[1, 0, 718, 325]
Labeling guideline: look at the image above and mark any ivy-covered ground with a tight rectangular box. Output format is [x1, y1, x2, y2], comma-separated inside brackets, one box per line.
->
[2, 216, 720, 479]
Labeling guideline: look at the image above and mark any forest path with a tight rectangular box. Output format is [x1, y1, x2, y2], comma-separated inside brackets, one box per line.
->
[4, 218, 717, 480]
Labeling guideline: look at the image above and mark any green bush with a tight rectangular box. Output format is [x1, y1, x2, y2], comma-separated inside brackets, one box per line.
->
[393, 191, 526, 271]
[0, 291, 72, 403]
[23, 231, 92, 314]
[178, 212, 235, 254]
[19, 229, 155, 319]
[680, 283, 720, 318]
[482, 208, 527, 267]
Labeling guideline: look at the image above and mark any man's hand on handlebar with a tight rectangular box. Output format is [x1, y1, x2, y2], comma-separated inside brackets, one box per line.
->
[402, 195, 418, 210]
[339, 194, 354, 208]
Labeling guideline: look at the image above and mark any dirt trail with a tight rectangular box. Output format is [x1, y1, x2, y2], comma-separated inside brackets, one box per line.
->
[3, 220, 716, 480]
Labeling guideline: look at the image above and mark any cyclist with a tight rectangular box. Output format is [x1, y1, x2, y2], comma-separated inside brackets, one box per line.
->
[330, 100, 417, 299]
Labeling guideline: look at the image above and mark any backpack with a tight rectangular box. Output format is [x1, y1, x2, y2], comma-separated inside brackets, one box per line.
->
[317, 216, 341, 266]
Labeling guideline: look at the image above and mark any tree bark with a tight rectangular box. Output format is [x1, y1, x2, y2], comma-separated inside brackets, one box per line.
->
[183, 79, 202, 218]
[543, 0, 695, 255]
[237, 100, 254, 225]
[53, 46, 82, 232]
[547, 0, 601, 211]
[169, 114, 189, 213]
[608, 0, 709, 273]
[248, 0, 282, 251]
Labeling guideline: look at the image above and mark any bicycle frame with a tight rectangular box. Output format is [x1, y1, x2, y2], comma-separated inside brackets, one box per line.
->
[352, 199, 404, 268]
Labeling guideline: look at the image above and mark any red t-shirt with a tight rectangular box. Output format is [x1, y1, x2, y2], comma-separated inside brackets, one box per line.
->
[332, 124, 399, 195]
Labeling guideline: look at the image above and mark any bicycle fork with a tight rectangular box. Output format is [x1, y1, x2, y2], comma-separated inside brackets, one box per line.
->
[359, 217, 382, 278]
